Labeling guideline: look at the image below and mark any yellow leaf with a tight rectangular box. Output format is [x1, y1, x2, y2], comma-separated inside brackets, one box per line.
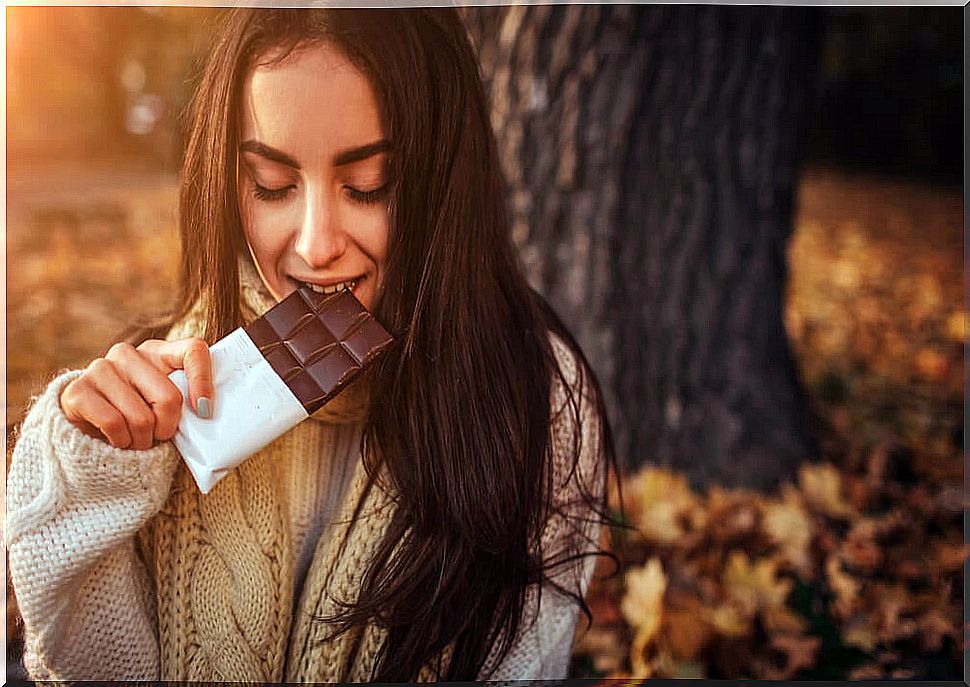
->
[762, 485, 814, 577]
[720, 552, 804, 634]
[703, 603, 750, 638]
[825, 555, 860, 620]
[799, 463, 855, 518]
[621, 558, 666, 643]
[628, 467, 701, 544]
[946, 310, 967, 342]
[842, 617, 878, 652]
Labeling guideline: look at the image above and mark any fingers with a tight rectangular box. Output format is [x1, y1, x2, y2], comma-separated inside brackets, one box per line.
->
[105, 343, 184, 441]
[61, 358, 157, 450]
[58, 336, 214, 452]
[138, 338, 214, 418]
[61, 375, 131, 448]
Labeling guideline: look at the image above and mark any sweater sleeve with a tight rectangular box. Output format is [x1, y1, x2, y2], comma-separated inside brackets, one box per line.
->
[5, 369, 180, 680]
[479, 334, 608, 680]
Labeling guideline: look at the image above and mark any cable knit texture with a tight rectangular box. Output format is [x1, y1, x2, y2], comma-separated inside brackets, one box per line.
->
[6, 254, 605, 681]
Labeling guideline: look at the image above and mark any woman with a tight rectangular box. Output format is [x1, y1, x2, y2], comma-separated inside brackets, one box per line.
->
[7, 8, 615, 682]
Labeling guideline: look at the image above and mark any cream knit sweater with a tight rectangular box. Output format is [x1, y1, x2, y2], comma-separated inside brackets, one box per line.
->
[6, 259, 605, 682]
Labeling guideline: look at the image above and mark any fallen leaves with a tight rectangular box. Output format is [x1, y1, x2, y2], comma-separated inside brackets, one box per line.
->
[575, 455, 963, 679]
[799, 463, 855, 518]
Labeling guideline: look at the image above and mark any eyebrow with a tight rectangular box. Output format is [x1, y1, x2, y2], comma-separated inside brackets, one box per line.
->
[239, 139, 391, 169]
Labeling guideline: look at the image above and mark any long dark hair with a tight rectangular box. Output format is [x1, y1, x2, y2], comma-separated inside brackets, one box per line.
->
[130, 8, 619, 681]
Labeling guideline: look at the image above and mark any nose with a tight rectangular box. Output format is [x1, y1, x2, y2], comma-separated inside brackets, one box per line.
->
[294, 188, 347, 268]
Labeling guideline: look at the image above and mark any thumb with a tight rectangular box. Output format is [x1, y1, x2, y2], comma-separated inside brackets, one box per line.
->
[154, 337, 215, 418]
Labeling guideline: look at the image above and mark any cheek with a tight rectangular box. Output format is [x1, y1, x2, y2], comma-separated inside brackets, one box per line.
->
[357, 211, 390, 269]
[239, 197, 288, 268]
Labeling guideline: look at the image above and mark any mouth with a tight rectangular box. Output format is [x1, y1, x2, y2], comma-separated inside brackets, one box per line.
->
[291, 275, 363, 296]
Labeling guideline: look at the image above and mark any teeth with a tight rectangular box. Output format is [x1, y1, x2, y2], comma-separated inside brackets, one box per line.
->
[303, 279, 356, 295]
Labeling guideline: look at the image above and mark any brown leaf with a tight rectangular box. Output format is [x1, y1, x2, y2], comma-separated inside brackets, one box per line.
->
[917, 609, 955, 653]
[706, 487, 760, 543]
[849, 664, 885, 679]
[841, 518, 883, 574]
[753, 633, 821, 680]
[932, 542, 967, 573]
[916, 347, 949, 381]
[663, 603, 711, 660]
[873, 583, 918, 644]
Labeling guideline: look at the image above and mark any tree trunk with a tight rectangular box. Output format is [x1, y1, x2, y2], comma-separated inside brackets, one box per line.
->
[464, 5, 823, 490]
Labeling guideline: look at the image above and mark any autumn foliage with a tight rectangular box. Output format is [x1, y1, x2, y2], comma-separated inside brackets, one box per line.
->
[571, 169, 963, 680]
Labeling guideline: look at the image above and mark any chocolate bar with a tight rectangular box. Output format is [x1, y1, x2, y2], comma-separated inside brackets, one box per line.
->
[243, 287, 393, 414]
[170, 285, 393, 493]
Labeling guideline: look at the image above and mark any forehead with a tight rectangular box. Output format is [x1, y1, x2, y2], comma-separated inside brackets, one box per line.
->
[239, 43, 384, 152]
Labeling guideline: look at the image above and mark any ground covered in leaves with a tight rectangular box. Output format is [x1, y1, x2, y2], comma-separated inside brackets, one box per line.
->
[571, 167, 963, 680]
[5, 165, 964, 679]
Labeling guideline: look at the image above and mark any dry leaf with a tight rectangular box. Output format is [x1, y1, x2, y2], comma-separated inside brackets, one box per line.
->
[841, 518, 883, 573]
[753, 633, 821, 680]
[849, 664, 884, 679]
[825, 555, 860, 620]
[873, 583, 918, 643]
[761, 485, 814, 577]
[703, 603, 749, 638]
[916, 609, 954, 653]
[932, 542, 966, 573]
[945, 310, 966, 342]
[663, 606, 710, 660]
[706, 487, 760, 542]
[916, 347, 948, 380]
[800, 463, 855, 518]
[621, 558, 666, 644]
[720, 552, 804, 634]
[842, 616, 878, 651]
[628, 468, 702, 545]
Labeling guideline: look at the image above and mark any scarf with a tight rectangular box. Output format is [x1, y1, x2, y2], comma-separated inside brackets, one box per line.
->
[145, 255, 452, 682]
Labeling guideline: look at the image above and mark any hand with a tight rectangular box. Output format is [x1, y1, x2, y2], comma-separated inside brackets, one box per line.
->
[59, 338, 214, 450]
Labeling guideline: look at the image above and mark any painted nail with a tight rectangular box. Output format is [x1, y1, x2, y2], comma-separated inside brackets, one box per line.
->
[197, 396, 212, 419]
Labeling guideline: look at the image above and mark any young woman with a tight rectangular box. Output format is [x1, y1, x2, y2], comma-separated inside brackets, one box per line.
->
[7, 8, 615, 681]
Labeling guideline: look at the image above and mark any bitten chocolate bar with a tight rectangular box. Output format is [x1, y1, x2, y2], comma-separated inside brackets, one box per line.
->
[169, 287, 392, 494]
[244, 287, 392, 414]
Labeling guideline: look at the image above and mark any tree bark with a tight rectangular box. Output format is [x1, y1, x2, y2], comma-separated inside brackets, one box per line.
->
[464, 5, 823, 490]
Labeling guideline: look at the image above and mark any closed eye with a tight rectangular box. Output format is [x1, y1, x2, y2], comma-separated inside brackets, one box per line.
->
[345, 183, 390, 206]
[251, 180, 295, 202]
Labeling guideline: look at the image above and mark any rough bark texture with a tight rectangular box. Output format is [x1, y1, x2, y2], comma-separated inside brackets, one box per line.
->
[464, 6, 822, 490]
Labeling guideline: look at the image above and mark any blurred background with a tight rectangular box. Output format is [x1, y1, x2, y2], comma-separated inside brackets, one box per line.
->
[5, 5, 963, 681]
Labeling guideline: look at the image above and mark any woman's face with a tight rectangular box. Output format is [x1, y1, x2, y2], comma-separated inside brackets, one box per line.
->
[237, 42, 389, 311]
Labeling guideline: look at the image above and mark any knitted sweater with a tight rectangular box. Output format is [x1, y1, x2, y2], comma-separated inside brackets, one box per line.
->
[6, 260, 605, 682]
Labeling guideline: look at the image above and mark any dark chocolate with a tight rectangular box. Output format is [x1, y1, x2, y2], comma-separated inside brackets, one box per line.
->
[243, 287, 392, 413]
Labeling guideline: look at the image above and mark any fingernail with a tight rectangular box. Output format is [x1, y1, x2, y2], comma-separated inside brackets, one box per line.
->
[197, 396, 212, 419]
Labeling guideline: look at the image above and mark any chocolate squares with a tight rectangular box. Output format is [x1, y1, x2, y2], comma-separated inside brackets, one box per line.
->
[244, 287, 393, 413]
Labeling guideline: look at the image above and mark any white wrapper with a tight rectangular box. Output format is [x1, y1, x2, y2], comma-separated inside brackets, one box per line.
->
[168, 327, 309, 493]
